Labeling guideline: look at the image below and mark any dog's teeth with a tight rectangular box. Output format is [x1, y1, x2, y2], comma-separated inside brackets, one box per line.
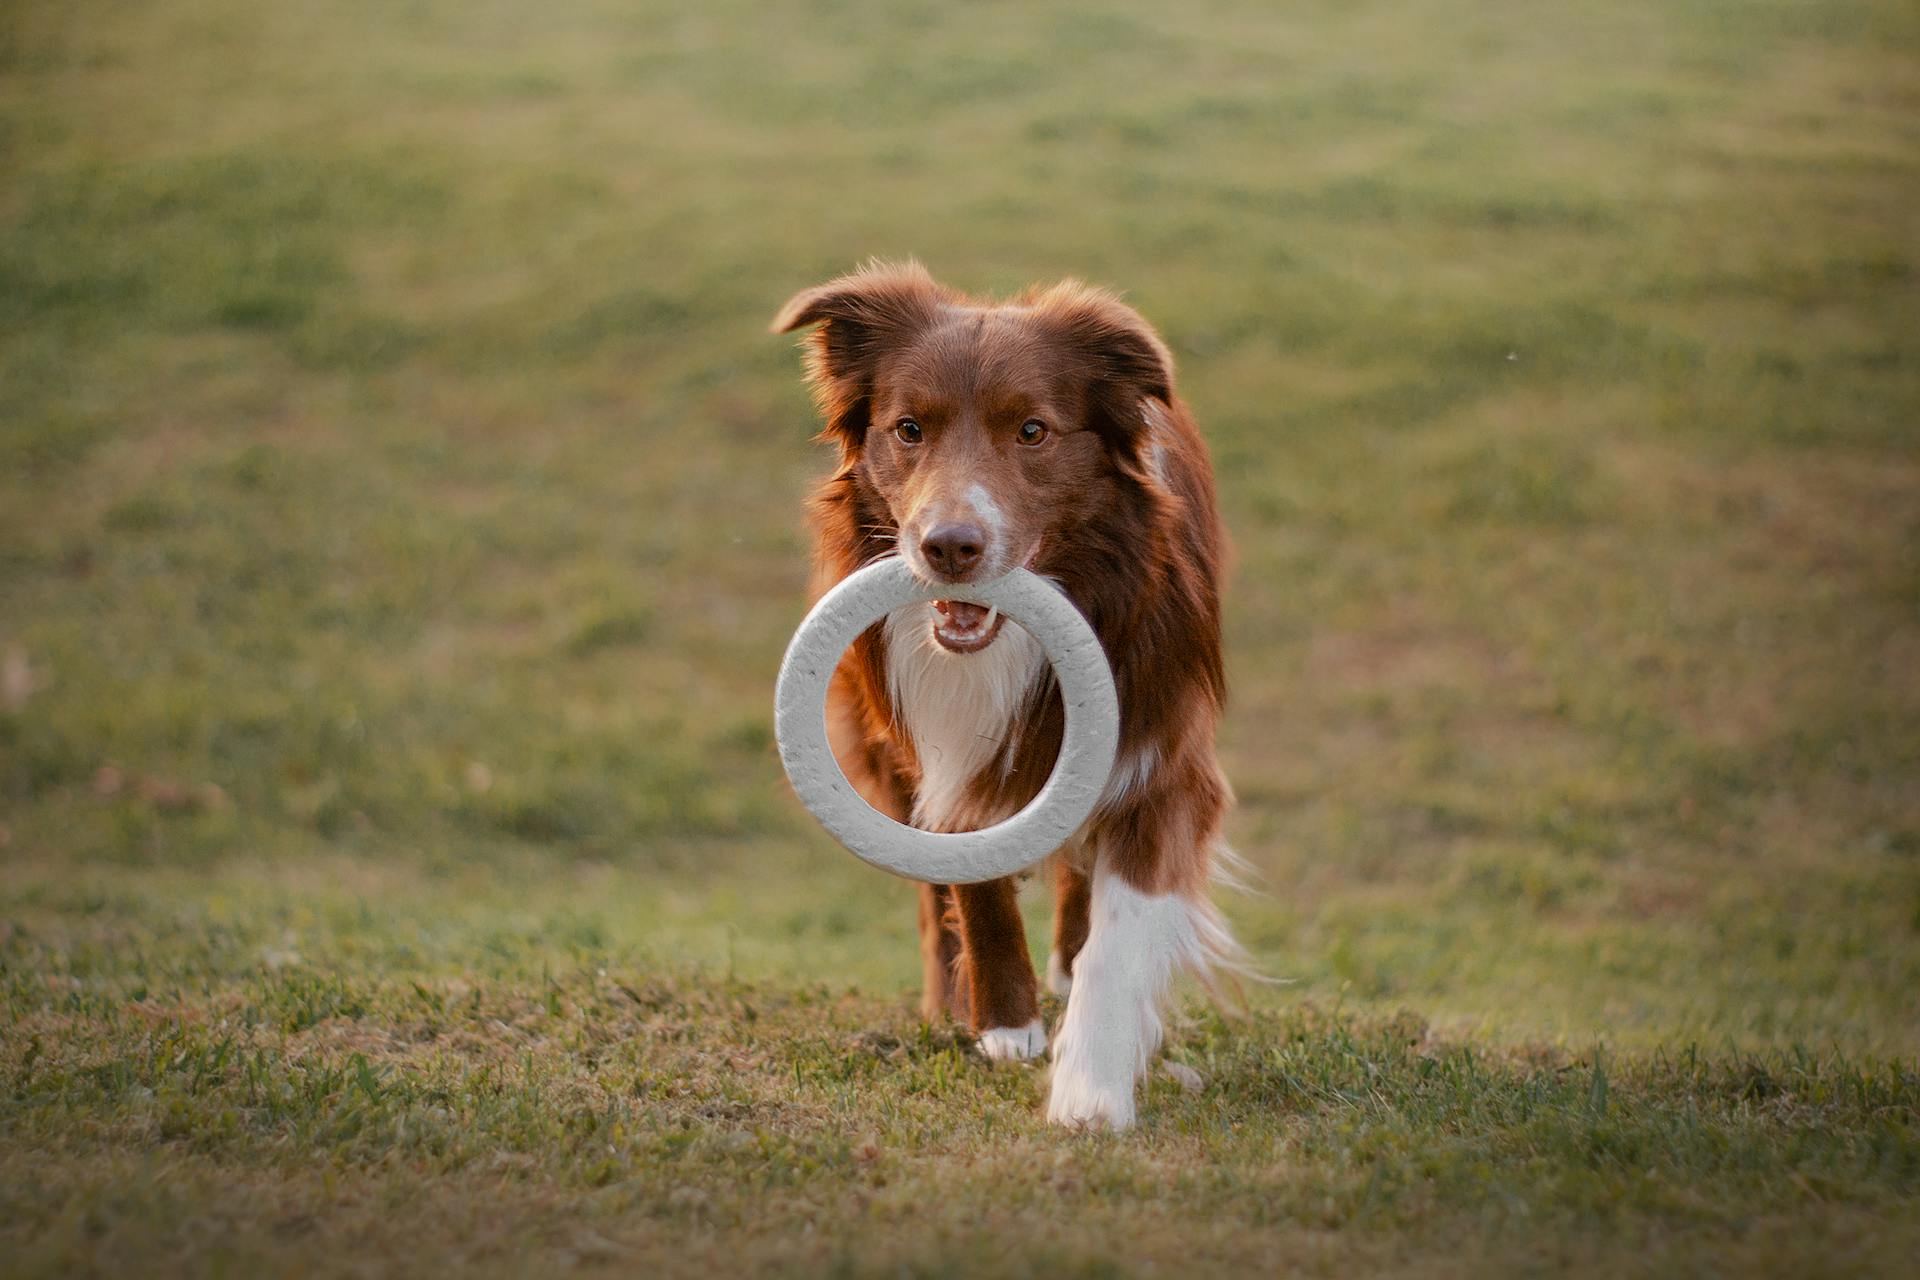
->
[985, 606, 999, 630]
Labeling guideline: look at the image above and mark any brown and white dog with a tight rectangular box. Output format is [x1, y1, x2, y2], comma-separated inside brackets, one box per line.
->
[774, 261, 1240, 1129]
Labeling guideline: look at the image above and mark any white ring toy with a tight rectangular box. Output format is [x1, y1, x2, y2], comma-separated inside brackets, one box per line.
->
[775, 558, 1120, 885]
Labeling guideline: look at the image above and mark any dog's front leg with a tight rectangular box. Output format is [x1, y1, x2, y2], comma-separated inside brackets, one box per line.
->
[949, 877, 1046, 1061]
[1046, 855, 1209, 1130]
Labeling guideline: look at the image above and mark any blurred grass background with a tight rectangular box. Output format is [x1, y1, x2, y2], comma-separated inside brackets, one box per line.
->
[1, 0, 1918, 1270]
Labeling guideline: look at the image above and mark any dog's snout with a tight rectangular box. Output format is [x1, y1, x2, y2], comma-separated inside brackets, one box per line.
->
[920, 523, 986, 580]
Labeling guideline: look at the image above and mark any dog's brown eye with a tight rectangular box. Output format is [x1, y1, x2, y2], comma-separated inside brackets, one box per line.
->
[895, 418, 923, 445]
[1018, 419, 1048, 446]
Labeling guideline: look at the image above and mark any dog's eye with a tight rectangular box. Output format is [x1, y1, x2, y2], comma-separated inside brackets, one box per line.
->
[1017, 419, 1048, 446]
[894, 418, 923, 445]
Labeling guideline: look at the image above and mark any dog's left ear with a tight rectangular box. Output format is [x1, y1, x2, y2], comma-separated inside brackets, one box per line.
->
[1028, 282, 1175, 447]
[773, 260, 948, 452]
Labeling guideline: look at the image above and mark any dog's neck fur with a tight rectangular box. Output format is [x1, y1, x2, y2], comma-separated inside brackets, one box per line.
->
[882, 607, 1045, 832]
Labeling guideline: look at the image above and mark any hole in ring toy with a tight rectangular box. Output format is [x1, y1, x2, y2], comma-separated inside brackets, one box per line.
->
[775, 558, 1120, 885]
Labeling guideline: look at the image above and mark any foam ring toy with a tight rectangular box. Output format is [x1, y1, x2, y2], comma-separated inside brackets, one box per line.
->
[775, 558, 1120, 885]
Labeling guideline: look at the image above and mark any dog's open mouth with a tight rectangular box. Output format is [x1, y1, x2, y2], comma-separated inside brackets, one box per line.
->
[930, 599, 1006, 654]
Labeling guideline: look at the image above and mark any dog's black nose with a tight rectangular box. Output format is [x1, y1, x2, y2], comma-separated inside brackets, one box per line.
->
[921, 523, 986, 580]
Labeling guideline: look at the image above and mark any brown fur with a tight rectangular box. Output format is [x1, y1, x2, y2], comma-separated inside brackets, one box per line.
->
[775, 260, 1232, 1038]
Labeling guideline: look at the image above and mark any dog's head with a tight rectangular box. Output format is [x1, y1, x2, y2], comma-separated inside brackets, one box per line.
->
[775, 261, 1174, 652]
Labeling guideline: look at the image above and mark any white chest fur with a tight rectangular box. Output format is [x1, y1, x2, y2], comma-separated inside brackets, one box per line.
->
[883, 605, 1046, 832]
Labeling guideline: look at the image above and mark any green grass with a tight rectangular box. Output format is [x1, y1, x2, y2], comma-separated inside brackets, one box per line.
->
[2, 0, 1918, 1273]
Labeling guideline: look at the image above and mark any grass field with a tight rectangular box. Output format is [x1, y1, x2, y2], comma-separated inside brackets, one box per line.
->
[3, 0, 1918, 1274]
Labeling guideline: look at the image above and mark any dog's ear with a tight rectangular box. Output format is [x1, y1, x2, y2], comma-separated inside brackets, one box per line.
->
[1027, 281, 1175, 448]
[773, 261, 947, 452]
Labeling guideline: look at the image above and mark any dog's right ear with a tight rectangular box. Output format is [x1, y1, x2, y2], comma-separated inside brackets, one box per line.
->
[773, 260, 947, 452]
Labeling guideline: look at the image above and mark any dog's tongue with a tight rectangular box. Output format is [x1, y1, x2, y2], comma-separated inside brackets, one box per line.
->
[934, 600, 990, 629]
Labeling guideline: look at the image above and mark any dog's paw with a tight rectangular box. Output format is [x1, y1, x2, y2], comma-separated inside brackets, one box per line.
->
[977, 1018, 1047, 1063]
[1044, 950, 1072, 998]
[1046, 1063, 1136, 1130]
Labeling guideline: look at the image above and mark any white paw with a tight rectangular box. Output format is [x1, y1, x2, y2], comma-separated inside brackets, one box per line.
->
[977, 1018, 1047, 1063]
[1045, 949, 1073, 998]
[1046, 1061, 1136, 1130]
